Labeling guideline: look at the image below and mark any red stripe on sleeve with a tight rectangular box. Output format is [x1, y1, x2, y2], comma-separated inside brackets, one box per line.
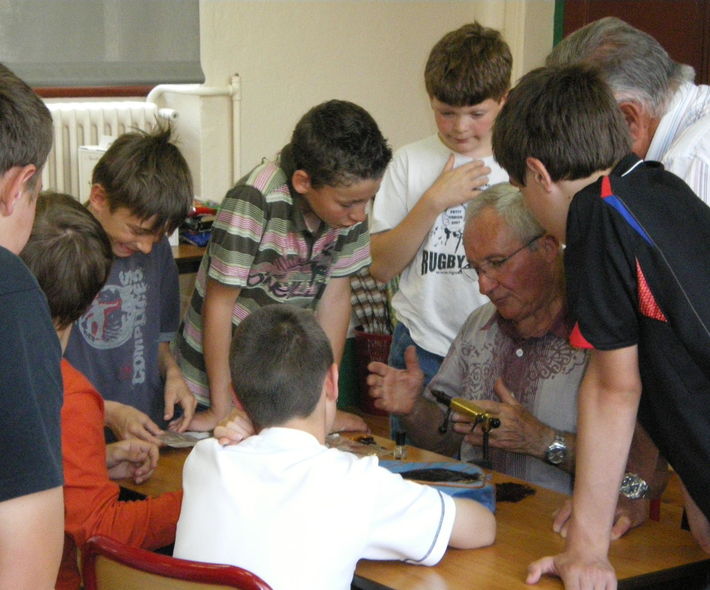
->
[570, 322, 595, 349]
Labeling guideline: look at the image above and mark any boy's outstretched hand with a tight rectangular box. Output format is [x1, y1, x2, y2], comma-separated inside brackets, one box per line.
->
[367, 345, 424, 414]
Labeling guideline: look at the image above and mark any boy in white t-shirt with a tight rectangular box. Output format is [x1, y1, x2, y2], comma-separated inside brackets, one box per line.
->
[370, 22, 511, 388]
[173, 304, 495, 590]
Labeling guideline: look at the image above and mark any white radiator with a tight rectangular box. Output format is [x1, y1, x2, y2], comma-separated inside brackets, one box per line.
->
[42, 101, 177, 199]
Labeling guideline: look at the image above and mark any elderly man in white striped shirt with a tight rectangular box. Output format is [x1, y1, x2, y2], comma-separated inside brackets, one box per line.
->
[547, 16, 710, 205]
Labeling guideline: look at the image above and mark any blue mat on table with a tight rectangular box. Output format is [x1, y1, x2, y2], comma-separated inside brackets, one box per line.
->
[380, 460, 496, 513]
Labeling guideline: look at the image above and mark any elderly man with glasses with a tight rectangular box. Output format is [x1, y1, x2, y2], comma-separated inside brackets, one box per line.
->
[368, 184, 587, 494]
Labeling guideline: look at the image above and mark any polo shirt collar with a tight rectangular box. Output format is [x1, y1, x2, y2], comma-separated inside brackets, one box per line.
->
[613, 153, 645, 177]
[488, 305, 572, 342]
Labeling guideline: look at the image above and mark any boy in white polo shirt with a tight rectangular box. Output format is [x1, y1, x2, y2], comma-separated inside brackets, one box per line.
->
[174, 304, 495, 590]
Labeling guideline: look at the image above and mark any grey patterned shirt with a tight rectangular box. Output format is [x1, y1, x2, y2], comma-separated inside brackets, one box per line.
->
[424, 302, 588, 494]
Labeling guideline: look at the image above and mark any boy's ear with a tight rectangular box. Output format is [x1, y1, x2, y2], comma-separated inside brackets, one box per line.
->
[291, 170, 312, 195]
[88, 183, 109, 212]
[0, 164, 37, 217]
[525, 157, 554, 192]
[324, 363, 340, 404]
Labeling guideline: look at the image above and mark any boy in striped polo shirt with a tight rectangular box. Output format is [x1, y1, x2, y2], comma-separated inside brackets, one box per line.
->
[176, 100, 392, 432]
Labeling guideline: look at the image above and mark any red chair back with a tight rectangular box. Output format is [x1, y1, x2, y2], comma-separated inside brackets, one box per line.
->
[82, 535, 273, 590]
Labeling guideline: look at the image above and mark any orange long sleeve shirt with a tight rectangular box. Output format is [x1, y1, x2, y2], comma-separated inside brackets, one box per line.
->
[57, 359, 182, 590]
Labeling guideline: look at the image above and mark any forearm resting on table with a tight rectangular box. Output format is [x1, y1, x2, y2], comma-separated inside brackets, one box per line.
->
[450, 497, 496, 549]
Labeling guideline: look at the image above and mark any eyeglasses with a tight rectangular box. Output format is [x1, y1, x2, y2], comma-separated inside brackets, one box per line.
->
[464, 233, 545, 279]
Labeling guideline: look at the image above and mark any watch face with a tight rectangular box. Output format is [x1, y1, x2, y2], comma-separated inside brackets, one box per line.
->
[546, 447, 565, 465]
[545, 439, 567, 465]
[620, 473, 649, 499]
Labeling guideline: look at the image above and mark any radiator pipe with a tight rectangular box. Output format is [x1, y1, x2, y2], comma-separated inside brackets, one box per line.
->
[147, 76, 242, 184]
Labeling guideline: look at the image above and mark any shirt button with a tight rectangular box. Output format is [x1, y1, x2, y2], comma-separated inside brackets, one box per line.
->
[515, 348, 524, 358]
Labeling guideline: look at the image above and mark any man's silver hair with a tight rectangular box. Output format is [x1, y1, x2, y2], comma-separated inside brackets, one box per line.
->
[546, 17, 694, 119]
[465, 182, 544, 243]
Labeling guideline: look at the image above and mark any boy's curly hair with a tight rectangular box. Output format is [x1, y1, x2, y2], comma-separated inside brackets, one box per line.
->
[289, 100, 392, 188]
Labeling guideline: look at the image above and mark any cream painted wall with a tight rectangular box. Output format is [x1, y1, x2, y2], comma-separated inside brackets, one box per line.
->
[160, 0, 554, 201]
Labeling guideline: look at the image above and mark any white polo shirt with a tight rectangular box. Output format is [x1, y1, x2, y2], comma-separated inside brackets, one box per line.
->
[174, 428, 455, 590]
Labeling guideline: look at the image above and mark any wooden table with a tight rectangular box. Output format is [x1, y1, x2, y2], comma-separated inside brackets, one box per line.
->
[120, 436, 710, 590]
[171, 243, 205, 274]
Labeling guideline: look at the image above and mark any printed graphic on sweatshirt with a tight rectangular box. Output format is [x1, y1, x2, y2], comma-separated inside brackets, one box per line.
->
[420, 205, 470, 276]
[75, 267, 148, 385]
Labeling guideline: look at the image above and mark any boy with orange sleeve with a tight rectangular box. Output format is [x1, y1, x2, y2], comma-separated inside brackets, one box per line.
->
[21, 193, 182, 590]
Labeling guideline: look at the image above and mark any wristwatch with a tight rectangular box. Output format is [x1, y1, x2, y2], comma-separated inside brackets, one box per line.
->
[619, 472, 649, 499]
[544, 431, 568, 466]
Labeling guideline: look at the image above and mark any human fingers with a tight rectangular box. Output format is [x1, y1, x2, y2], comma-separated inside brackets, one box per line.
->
[214, 409, 254, 445]
[440, 153, 456, 173]
[610, 514, 632, 541]
[403, 345, 420, 372]
[553, 499, 573, 535]
[176, 394, 197, 430]
[493, 377, 520, 406]
[128, 420, 163, 446]
[525, 556, 559, 584]
[367, 361, 389, 377]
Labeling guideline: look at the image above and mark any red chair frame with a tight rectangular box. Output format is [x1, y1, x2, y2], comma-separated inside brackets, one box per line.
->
[82, 535, 273, 590]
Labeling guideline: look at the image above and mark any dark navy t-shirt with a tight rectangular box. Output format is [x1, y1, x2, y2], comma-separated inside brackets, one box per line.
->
[65, 237, 180, 428]
[0, 246, 62, 501]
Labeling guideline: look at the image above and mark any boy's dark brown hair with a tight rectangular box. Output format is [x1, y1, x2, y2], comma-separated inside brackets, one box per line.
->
[288, 99, 392, 188]
[492, 64, 631, 186]
[0, 63, 53, 181]
[425, 22, 512, 106]
[229, 304, 333, 430]
[20, 192, 112, 330]
[91, 124, 193, 234]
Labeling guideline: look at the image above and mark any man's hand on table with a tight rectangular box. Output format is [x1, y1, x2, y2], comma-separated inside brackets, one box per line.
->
[367, 345, 423, 414]
[553, 496, 649, 541]
[106, 438, 159, 484]
[104, 400, 163, 446]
